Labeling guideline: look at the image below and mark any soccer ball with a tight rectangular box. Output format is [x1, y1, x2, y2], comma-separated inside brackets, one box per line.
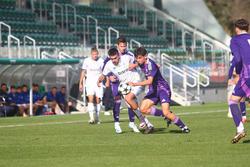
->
[118, 83, 132, 95]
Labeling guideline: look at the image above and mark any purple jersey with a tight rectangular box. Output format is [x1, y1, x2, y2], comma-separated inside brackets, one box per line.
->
[139, 58, 171, 104]
[230, 33, 250, 79]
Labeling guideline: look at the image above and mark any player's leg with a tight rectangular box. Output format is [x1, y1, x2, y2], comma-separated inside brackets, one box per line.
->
[95, 86, 104, 124]
[239, 97, 247, 123]
[111, 83, 122, 133]
[161, 103, 189, 133]
[87, 95, 95, 124]
[229, 78, 247, 143]
[229, 94, 246, 143]
[124, 92, 153, 134]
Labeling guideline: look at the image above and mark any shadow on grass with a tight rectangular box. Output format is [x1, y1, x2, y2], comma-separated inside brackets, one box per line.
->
[168, 130, 184, 134]
[243, 140, 250, 144]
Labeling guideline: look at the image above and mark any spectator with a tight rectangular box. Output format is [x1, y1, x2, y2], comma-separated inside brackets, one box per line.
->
[43, 87, 64, 115]
[56, 86, 71, 113]
[32, 84, 44, 115]
[0, 84, 17, 117]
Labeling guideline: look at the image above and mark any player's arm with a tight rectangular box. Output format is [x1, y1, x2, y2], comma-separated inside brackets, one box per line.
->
[79, 69, 86, 92]
[97, 74, 106, 87]
[129, 76, 153, 86]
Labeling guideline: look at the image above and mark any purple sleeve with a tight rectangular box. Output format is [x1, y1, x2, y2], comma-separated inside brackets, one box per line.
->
[230, 38, 241, 64]
[148, 61, 158, 77]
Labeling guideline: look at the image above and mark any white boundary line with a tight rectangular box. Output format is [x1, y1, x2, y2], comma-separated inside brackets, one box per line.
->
[0, 109, 227, 128]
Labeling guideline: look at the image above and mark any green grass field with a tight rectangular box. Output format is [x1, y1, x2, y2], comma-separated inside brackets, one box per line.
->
[0, 103, 250, 167]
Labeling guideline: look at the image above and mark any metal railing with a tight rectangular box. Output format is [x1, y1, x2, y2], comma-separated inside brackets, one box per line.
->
[108, 27, 119, 48]
[65, 4, 77, 32]
[129, 39, 141, 50]
[96, 26, 107, 54]
[0, 22, 11, 47]
[24, 35, 36, 59]
[76, 15, 86, 48]
[53, 2, 64, 28]
[8, 35, 20, 58]
[87, 15, 98, 38]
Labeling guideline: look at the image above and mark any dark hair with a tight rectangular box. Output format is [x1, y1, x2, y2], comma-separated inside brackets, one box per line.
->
[134, 47, 148, 58]
[91, 47, 98, 53]
[1, 83, 7, 87]
[235, 19, 249, 31]
[108, 48, 119, 56]
[10, 85, 16, 89]
[22, 84, 27, 88]
[117, 36, 127, 45]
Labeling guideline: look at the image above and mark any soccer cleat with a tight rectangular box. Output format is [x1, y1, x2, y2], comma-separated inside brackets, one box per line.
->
[88, 119, 95, 124]
[128, 122, 140, 133]
[114, 122, 122, 134]
[144, 126, 154, 134]
[182, 126, 190, 133]
[242, 116, 247, 123]
[231, 131, 246, 144]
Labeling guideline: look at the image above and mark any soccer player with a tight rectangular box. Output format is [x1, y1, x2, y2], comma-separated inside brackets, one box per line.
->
[227, 62, 247, 123]
[102, 37, 143, 133]
[228, 19, 250, 143]
[129, 47, 190, 133]
[79, 47, 104, 124]
[98, 48, 153, 134]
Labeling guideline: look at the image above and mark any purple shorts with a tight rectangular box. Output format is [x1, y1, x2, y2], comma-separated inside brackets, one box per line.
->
[232, 78, 250, 97]
[144, 85, 171, 105]
[111, 82, 121, 98]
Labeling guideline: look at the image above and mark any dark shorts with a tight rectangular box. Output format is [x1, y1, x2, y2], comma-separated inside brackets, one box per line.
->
[233, 78, 250, 97]
[111, 82, 121, 98]
[144, 86, 171, 105]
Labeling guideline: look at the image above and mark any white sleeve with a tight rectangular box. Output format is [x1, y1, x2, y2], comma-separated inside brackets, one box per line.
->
[99, 58, 104, 70]
[102, 62, 111, 76]
[81, 59, 88, 70]
[128, 55, 135, 64]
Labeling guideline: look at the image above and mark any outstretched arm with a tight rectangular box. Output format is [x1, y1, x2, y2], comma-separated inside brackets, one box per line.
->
[129, 76, 153, 86]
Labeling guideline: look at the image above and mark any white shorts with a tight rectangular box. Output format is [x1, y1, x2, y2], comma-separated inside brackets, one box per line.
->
[85, 83, 103, 98]
[130, 85, 144, 97]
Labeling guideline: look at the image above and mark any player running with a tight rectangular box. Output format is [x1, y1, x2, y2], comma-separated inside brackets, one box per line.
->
[79, 47, 104, 124]
[98, 48, 153, 134]
[228, 19, 250, 143]
[129, 47, 190, 133]
[102, 37, 152, 133]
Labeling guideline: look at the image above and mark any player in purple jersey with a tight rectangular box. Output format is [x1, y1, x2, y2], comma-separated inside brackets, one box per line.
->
[102, 37, 153, 133]
[129, 47, 190, 133]
[228, 60, 247, 123]
[98, 48, 154, 134]
[228, 19, 250, 143]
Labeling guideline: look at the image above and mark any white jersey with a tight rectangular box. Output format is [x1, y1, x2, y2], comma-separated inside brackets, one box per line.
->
[102, 55, 141, 83]
[82, 57, 104, 85]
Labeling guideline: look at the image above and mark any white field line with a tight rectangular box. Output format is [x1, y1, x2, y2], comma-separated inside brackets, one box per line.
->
[0, 109, 227, 128]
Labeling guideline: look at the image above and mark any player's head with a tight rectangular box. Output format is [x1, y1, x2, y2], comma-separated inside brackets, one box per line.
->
[116, 36, 127, 54]
[108, 48, 120, 65]
[22, 84, 28, 92]
[10, 85, 16, 93]
[90, 47, 99, 60]
[60, 86, 66, 94]
[16, 86, 22, 93]
[51, 86, 57, 95]
[134, 47, 148, 65]
[234, 19, 249, 34]
[1, 83, 7, 92]
[32, 83, 39, 92]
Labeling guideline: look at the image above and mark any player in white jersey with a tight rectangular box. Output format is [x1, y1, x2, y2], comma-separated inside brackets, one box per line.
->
[79, 47, 104, 124]
[97, 48, 153, 134]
